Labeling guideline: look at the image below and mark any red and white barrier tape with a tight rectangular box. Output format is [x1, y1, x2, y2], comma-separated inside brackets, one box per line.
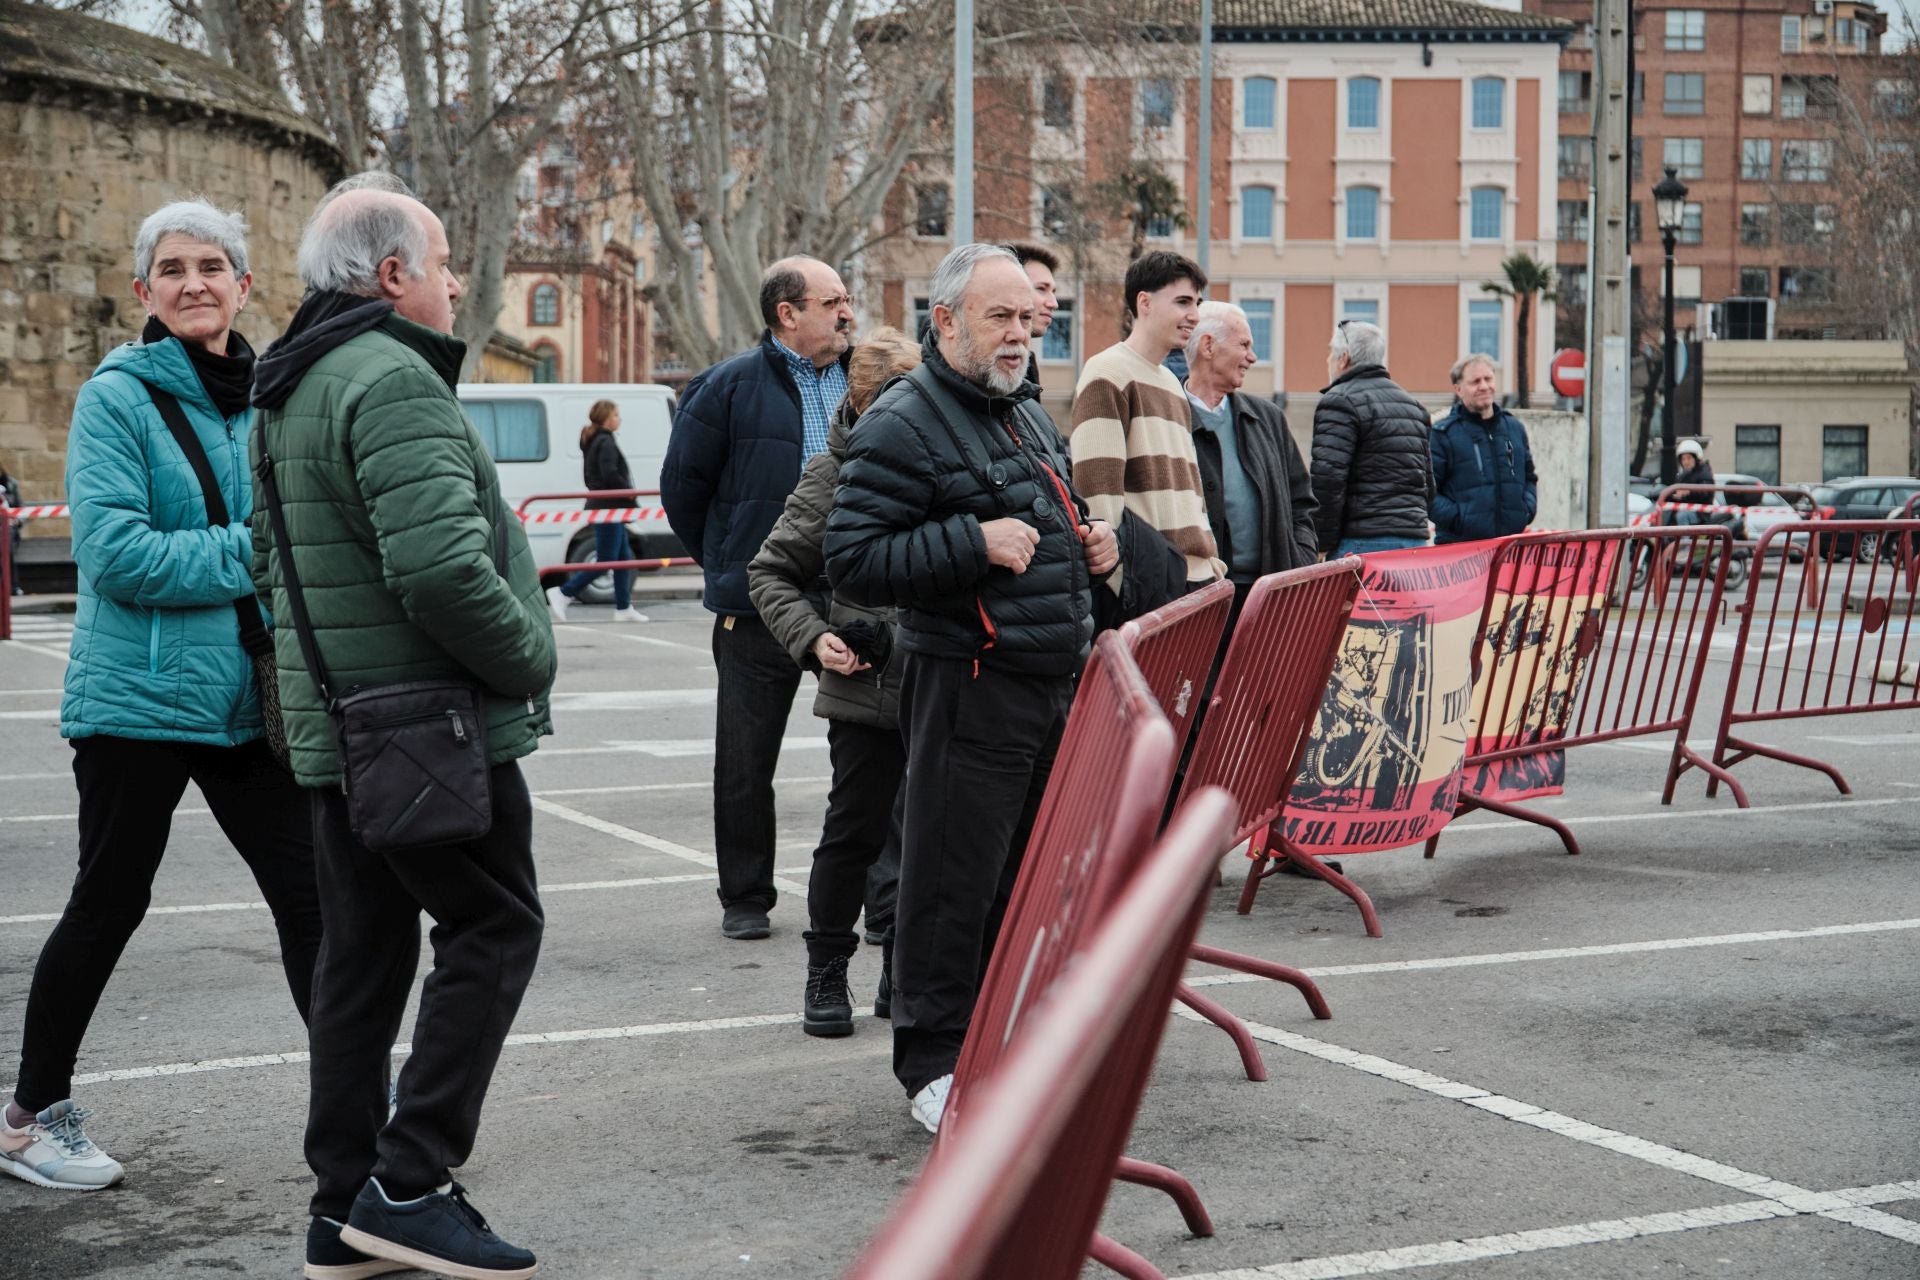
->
[517, 507, 670, 525]
[1, 505, 68, 519]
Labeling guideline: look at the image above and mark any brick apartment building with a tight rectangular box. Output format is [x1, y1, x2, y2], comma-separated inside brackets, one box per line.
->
[865, 0, 1571, 421]
[1528, 0, 1892, 342]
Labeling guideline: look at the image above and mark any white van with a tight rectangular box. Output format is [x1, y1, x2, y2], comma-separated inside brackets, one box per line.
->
[457, 383, 681, 600]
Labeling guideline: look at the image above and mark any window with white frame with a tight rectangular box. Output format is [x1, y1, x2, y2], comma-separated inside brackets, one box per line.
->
[1243, 76, 1276, 129]
[1742, 138, 1772, 181]
[1471, 77, 1504, 128]
[1341, 298, 1379, 326]
[1041, 299, 1074, 362]
[1469, 187, 1503, 240]
[1241, 186, 1275, 240]
[1468, 300, 1502, 362]
[1781, 140, 1830, 181]
[1664, 73, 1705, 114]
[1743, 74, 1773, 115]
[1665, 10, 1705, 51]
[1141, 78, 1175, 129]
[1781, 15, 1802, 53]
[1348, 77, 1380, 129]
[1558, 137, 1591, 180]
[1345, 186, 1380, 240]
[1241, 299, 1274, 361]
[1664, 137, 1704, 179]
[1041, 75, 1074, 130]
[1679, 202, 1703, 245]
[1557, 199, 1589, 243]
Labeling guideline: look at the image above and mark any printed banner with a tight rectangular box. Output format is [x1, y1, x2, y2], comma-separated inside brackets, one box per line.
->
[1277, 542, 1497, 856]
[1461, 539, 1620, 802]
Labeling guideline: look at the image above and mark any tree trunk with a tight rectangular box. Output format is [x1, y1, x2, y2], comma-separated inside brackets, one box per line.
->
[1515, 293, 1531, 408]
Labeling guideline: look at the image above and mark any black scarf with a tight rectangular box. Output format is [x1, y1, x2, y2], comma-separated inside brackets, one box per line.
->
[143, 315, 255, 418]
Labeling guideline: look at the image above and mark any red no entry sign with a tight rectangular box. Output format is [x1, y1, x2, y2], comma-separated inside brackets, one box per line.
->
[1550, 348, 1586, 399]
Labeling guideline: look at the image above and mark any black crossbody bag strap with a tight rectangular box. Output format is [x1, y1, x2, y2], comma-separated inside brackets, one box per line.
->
[149, 387, 273, 660]
[253, 421, 337, 708]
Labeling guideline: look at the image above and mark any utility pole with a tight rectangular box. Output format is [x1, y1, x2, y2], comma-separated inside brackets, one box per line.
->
[954, 0, 974, 245]
[1196, 0, 1213, 274]
[1585, 0, 1631, 528]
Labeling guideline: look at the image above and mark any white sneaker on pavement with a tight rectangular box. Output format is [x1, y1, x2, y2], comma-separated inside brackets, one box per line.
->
[910, 1074, 953, 1135]
[0, 1100, 125, 1190]
[612, 607, 649, 623]
[545, 585, 571, 622]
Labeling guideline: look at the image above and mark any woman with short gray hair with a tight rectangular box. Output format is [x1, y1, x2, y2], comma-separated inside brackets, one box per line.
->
[0, 200, 322, 1193]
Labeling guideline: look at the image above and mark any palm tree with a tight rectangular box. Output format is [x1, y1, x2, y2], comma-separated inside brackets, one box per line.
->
[1093, 161, 1189, 261]
[1480, 253, 1558, 407]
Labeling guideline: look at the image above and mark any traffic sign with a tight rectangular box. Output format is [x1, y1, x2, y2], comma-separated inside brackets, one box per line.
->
[1549, 348, 1586, 399]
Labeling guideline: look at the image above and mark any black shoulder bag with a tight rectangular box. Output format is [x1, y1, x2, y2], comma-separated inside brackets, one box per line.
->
[254, 419, 500, 852]
[148, 388, 287, 763]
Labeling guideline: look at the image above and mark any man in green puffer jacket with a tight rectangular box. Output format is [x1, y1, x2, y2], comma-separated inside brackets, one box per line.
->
[248, 188, 553, 1280]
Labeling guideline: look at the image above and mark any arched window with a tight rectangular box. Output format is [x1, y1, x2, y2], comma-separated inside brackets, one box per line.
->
[532, 343, 560, 383]
[1469, 187, 1504, 240]
[1243, 76, 1276, 129]
[531, 282, 560, 326]
[1347, 77, 1381, 129]
[1345, 186, 1380, 241]
[1240, 186, 1275, 240]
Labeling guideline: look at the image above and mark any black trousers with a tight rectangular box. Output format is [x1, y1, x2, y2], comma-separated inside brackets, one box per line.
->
[711, 614, 803, 912]
[803, 719, 905, 964]
[892, 654, 1072, 1096]
[304, 761, 543, 1219]
[12, 736, 322, 1112]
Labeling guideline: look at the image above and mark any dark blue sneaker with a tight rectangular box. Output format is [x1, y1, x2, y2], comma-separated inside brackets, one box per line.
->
[340, 1178, 537, 1279]
[304, 1215, 410, 1279]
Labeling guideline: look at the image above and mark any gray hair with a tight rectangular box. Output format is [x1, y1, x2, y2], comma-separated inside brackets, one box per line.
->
[1331, 319, 1385, 367]
[316, 171, 416, 214]
[1186, 300, 1249, 366]
[134, 200, 249, 284]
[297, 193, 429, 295]
[929, 242, 1022, 314]
[1450, 353, 1498, 383]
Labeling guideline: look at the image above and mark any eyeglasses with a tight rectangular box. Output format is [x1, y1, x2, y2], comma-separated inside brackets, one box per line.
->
[795, 294, 855, 311]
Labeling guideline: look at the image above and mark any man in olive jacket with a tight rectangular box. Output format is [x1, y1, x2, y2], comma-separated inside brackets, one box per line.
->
[249, 190, 553, 1280]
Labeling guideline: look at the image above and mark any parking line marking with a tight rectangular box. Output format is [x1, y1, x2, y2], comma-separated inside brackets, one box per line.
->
[536, 736, 831, 758]
[528, 776, 831, 797]
[1444, 794, 1907, 834]
[0, 708, 61, 719]
[1184, 918, 1920, 988]
[554, 623, 708, 656]
[1178, 1011, 1920, 1251]
[528, 795, 806, 894]
[0, 688, 64, 696]
[0, 771, 72, 781]
[1181, 1182, 1920, 1280]
[0, 806, 213, 825]
[0, 640, 68, 661]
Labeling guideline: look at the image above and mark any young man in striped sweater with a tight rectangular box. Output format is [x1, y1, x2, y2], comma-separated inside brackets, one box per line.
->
[1068, 251, 1225, 605]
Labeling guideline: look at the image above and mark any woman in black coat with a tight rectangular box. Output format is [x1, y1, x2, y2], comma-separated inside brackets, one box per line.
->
[547, 399, 646, 621]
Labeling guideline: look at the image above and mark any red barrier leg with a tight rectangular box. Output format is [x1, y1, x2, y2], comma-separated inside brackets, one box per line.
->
[1236, 855, 1273, 915]
[1449, 789, 1580, 858]
[1088, 1232, 1165, 1280]
[1174, 982, 1269, 1081]
[1664, 742, 1748, 808]
[1717, 734, 1852, 797]
[1188, 945, 1333, 1020]
[1114, 1156, 1214, 1236]
[1266, 849, 1383, 937]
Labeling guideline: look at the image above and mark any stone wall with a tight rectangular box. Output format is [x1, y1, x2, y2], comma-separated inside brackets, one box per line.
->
[0, 0, 341, 535]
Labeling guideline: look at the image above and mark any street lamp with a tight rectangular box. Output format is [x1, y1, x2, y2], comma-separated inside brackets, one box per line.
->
[1652, 165, 1690, 487]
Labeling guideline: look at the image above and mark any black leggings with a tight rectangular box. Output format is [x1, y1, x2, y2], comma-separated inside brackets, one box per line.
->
[12, 736, 323, 1112]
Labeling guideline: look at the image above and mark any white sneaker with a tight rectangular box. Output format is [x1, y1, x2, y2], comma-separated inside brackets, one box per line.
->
[910, 1074, 953, 1135]
[0, 1100, 125, 1190]
[545, 585, 571, 622]
[612, 607, 650, 623]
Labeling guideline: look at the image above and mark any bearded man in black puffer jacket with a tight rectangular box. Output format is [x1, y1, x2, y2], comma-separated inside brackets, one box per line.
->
[825, 243, 1117, 1135]
[1311, 319, 1435, 555]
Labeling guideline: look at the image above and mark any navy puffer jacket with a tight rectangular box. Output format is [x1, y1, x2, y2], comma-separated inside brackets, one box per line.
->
[825, 340, 1094, 677]
[1310, 363, 1434, 551]
[661, 332, 850, 615]
[1429, 402, 1538, 543]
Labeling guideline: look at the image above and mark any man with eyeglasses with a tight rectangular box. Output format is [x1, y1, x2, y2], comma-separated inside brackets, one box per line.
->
[663, 256, 856, 941]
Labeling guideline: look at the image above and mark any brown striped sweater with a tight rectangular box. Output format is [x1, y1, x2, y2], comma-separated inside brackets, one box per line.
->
[1068, 342, 1225, 587]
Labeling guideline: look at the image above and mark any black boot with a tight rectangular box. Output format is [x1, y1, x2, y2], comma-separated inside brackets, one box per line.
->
[874, 940, 892, 1020]
[803, 954, 854, 1038]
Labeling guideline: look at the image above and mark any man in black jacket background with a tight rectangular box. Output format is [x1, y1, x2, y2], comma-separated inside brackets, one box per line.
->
[1311, 320, 1433, 556]
[825, 243, 1116, 1134]
[661, 256, 855, 941]
[1182, 301, 1319, 603]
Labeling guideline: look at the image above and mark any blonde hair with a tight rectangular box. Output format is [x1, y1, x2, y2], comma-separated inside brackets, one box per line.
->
[847, 327, 922, 414]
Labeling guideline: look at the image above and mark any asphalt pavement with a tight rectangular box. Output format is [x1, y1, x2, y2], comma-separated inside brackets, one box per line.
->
[0, 586, 1916, 1279]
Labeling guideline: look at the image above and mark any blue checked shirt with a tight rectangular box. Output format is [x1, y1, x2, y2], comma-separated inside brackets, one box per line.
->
[773, 337, 848, 461]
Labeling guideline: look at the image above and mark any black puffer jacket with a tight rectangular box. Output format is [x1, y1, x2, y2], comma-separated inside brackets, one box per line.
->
[826, 340, 1094, 677]
[1311, 363, 1434, 551]
[581, 428, 633, 510]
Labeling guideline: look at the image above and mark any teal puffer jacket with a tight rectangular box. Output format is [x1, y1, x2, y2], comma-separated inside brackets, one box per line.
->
[61, 337, 267, 746]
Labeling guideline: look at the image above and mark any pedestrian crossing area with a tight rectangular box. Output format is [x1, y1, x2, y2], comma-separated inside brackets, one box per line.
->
[2, 613, 73, 655]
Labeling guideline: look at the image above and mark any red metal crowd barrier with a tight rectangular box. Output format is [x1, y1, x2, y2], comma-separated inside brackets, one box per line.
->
[1706, 519, 1920, 805]
[1117, 577, 1330, 1082]
[847, 790, 1238, 1280]
[0, 501, 70, 642]
[1166, 560, 1370, 940]
[1425, 527, 1739, 859]
[513, 488, 694, 576]
[943, 635, 1211, 1276]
